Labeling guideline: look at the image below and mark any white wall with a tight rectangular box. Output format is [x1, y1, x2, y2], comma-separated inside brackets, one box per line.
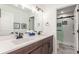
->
[33, 5, 57, 53]
[34, 11, 43, 32]
[43, 7, 57, 53]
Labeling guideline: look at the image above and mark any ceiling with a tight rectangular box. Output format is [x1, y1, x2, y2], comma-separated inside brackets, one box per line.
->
[57, 5, 76, 15]
[19, 4, 75, 14]
[31, 4, 73, 11]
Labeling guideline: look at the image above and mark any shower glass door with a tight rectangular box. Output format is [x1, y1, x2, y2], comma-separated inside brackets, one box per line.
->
[57, 19, 64, 43]
[63, 18, 74, 45]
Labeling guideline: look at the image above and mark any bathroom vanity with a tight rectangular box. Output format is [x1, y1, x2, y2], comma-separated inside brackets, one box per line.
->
[8, 35, 53, 54]
[0, 5, 53, 54]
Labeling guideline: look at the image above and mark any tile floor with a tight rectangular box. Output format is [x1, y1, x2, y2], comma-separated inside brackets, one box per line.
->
[57, 43, 75, 54]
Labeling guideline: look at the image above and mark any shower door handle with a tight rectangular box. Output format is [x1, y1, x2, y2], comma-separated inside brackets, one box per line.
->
[57, 30, 62, 31]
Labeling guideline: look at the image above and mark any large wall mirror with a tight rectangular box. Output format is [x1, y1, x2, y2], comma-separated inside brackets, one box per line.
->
[0, 4, 43, 36]
[0, 4, 35, 36]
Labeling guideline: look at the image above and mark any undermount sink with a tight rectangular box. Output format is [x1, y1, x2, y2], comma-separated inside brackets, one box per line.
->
[12, 38, 31, 45]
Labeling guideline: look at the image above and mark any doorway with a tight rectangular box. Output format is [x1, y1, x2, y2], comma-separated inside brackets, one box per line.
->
[29, 16, 34, 31]
[57, 5, 76, 54]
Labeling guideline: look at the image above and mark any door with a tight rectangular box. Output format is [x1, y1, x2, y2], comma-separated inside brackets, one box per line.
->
[57, 19, 64, 42]
[42, 38, 49, 54]
[62, 18, 74, 46]
[42, 43, 49, 54]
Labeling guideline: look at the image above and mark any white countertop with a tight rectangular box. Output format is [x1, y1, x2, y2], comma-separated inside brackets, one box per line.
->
[0, 34, 53, 54]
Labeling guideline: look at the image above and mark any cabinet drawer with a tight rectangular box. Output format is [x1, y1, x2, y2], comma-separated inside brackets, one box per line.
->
[26, 40, 42, 54]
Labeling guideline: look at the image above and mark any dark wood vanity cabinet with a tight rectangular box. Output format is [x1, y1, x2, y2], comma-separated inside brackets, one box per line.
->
[49, 36, 53, 54]
[9, 35, 53, 54]
[42, 36, 53, 54]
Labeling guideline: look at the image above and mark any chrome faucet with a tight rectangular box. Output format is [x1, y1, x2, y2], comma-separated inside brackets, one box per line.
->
[15, 32, 23, 39]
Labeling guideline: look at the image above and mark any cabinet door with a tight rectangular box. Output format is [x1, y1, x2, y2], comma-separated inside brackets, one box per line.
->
[29, 46, 42, 54]
[49, 37, 53, 53]
[42, 36, 53, 54]
[42, 43, 49, 54]
[26, 40, 43, 54]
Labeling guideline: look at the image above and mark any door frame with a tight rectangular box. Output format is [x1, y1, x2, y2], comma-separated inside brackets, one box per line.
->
[74, 4, 78, 53]
[56, 4, 77, 53]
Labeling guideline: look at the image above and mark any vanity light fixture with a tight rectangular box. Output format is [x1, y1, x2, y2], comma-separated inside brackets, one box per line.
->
[35, 6, 44, 12]
[61, 11, 64, 13]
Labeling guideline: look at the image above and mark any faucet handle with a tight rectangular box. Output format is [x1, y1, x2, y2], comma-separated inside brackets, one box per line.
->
[15, 32, 18, 34]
